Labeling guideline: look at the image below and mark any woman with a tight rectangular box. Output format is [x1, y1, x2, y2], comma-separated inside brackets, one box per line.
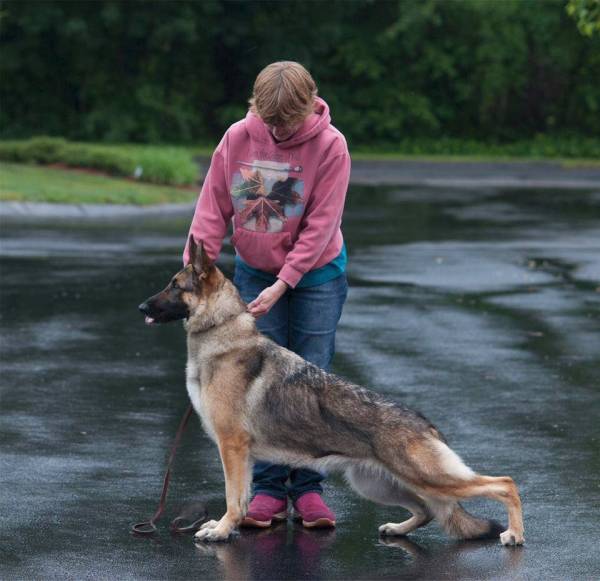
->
[183, 61, 350, 529]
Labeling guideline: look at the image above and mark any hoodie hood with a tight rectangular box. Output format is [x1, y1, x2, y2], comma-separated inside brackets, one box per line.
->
[244, 96, 331, 149]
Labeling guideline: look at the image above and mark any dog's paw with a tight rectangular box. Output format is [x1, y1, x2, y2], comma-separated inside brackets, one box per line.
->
[379, 523, 407, 537]
[194, 525, 232, 542]
[500, 529, 524, 546]
[199, 519, 219, 531]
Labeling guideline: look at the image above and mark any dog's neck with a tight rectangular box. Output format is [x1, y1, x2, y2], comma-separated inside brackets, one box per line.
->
[184, 279, 254, 336]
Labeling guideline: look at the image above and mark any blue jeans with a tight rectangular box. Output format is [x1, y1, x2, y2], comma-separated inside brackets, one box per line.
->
[233, 267, 348, 501]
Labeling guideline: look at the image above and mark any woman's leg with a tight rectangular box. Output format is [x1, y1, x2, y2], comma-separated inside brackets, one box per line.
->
[233, 267, 291, 498]
[287, 274, 349, 500]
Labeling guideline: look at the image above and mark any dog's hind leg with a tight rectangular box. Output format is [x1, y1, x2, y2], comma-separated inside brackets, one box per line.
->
[415, 475, 523, 546]
[427, 474, 524, 546]
[346, 465, 432, 536]
[385, 437, 524, 545]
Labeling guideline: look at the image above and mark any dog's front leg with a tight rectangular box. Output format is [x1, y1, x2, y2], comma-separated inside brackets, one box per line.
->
[195, 431, 251, 542]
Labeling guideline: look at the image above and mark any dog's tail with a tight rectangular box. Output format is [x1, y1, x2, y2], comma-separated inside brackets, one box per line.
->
[429, 501, 504, 540]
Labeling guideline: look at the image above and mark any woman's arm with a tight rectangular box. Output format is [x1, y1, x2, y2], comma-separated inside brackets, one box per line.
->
[183, 140, 233, 265]
[277, 151, 351, 288]
[247, 279, 288, 318]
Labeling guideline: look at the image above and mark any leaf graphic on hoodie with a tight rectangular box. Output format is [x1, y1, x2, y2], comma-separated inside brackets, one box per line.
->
[232, 167, 268, 198]
[270, 177, 303, 207]
[232, 166, 303, 232]
[239, 195, 286, 232]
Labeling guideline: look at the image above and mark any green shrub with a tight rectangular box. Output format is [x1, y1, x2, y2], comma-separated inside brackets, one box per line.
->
[124, 148, 198, 185]
[61, 145, 135, 176]
[0, 136, 68, 164]
[0, 141, 24, 162]
[21, 136, 69, 163]
[0, 138, 199, 185]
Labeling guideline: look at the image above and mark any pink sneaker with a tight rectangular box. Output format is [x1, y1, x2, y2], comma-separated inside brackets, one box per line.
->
[241, 494, 288, 528]
[293, 492, 336, 528]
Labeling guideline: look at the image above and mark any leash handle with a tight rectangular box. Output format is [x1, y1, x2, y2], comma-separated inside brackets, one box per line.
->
[131, 403, 196, 535]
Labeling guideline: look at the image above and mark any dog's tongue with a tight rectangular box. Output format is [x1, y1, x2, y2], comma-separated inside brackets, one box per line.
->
[145, 316, 155, 325]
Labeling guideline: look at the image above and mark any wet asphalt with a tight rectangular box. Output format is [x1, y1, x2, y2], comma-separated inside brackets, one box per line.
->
[1, 181, 599, 580]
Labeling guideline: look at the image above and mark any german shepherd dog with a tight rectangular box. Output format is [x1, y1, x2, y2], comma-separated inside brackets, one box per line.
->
[138, 237, 524, 546]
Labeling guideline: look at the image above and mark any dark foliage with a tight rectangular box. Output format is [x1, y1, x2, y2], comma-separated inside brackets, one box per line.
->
[1, 0, 598, 145]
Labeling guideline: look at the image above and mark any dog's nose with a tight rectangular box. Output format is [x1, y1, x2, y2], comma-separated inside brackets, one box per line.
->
[138, 302, 150, 315]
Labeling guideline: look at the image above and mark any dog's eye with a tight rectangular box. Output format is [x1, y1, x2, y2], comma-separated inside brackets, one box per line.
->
[171, 281, 179, 289]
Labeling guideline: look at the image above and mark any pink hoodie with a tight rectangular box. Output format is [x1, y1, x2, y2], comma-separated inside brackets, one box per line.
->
[183, 97, 350, 288]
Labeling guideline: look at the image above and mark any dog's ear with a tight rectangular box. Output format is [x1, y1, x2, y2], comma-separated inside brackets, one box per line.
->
[188, 235, 213, 275]
[188, 234, 198, 267]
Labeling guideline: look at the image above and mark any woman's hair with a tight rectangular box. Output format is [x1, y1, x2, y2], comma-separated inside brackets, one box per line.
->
[248, 61, 318, 128]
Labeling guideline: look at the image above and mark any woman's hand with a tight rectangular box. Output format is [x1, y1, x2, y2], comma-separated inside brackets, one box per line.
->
[247, 279, 288, 318]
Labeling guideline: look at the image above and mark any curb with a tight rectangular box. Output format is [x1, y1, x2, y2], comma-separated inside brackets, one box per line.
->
[0, 201, 195, 219]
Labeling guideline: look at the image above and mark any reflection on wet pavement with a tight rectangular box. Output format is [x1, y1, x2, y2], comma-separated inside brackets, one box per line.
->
[1, 185, 599, 579]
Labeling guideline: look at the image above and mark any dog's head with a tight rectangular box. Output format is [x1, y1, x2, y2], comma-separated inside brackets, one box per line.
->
[138, 236, 219, 326]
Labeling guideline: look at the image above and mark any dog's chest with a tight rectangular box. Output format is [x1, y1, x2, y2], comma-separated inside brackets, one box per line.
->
[185, 358, 217, 441]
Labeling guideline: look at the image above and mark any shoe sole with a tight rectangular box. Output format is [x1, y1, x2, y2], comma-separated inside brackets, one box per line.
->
[302, 518, 336, 528]
[240, 511, 287, 528]
[293, 514, 336, 529]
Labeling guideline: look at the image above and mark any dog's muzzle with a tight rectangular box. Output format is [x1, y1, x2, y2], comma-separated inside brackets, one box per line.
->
[138, 302, 155, 325]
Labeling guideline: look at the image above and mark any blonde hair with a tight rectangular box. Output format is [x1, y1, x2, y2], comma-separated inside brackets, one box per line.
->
[248, 61, 318, 128]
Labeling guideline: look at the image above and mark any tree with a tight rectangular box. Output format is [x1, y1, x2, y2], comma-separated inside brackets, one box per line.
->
[566, 0, 600, 37]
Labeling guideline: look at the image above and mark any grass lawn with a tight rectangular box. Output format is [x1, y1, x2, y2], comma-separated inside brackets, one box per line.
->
[0, 162, 198, 205]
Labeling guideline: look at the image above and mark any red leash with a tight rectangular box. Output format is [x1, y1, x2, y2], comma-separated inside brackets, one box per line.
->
[131, 404, 207, 535]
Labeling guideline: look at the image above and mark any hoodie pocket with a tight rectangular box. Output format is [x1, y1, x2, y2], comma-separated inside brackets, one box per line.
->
[231, 228, 293, 273]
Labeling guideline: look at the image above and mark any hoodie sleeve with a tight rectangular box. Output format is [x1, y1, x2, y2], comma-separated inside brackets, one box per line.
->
[182, 139, 233, 265]
[277, 150, 351, 288]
